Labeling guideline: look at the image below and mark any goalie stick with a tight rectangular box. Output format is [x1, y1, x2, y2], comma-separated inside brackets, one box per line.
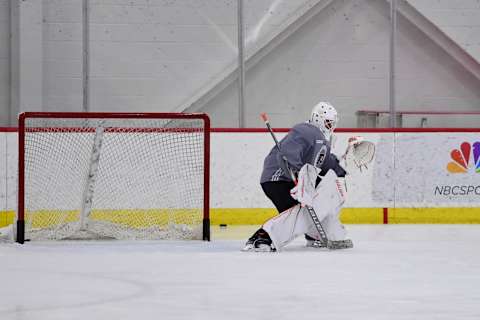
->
[260, 113, 329, 246]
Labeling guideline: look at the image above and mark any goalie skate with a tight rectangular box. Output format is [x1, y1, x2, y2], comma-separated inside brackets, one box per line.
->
[242, 240, 276, 252]
[242, 229, 276, 252]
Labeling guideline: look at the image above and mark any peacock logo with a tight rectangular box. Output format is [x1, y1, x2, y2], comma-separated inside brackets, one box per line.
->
[447, 142, 480, 174]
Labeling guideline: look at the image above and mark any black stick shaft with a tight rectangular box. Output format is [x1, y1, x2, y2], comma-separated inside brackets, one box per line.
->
[261, 115, 297, 183]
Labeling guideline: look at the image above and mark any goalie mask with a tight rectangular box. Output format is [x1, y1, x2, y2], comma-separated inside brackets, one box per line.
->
[309, 101, 338, 140]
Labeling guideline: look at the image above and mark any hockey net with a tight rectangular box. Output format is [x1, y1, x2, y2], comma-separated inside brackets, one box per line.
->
[17, 112, 210, 242]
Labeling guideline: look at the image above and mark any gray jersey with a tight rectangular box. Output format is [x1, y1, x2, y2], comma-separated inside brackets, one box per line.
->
[261, 122, 334, 183]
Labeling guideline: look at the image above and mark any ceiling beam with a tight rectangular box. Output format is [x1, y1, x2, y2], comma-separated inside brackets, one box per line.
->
[176, 0, 335, 113]
[396, 0, 480, 81]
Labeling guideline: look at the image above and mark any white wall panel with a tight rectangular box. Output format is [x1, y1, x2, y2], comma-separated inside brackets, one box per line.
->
[4, 130, 478, 212]
[0, 133, 6, 212]
[43, 0, 82, 112]
[0, 0, 9, 125]
[394, 133, 480, 206]
[409, 0, 480, 62]
[87, 0, 238, 112]
[6, 132, 16, 213]
[43, 41, 82, 60]
[204, 0, 480, 127]
[1, 0, 479, 125]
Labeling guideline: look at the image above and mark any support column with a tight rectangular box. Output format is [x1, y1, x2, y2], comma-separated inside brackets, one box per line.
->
[82, 0, 89, 112]
[389, 0, 397, 128]
[237, 0, 245, 128]
[10, 0, 43, 122]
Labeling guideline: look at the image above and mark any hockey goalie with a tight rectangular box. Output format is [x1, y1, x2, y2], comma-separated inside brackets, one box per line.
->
[243, 101, 375, 252]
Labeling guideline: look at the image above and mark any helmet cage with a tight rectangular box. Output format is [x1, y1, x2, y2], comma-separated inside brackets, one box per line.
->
[310, 101, 337, 138]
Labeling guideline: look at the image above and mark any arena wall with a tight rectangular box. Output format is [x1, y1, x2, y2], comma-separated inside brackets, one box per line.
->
[1, 128, 479, 227]
[1, 1, 480, 127]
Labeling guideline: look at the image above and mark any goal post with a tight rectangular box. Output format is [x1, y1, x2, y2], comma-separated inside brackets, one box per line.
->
[17, 112, 210, 243]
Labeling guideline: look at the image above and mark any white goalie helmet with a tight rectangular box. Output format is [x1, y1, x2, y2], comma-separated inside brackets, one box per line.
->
[309, 101, 338, 139]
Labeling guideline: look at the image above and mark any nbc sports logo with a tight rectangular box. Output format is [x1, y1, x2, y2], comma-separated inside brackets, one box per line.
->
[447, 142, 480, 174]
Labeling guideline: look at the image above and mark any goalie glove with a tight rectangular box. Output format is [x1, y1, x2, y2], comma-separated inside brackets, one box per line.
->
[341, 136, 363, 164]
[343, 136, 375, 172]
[347, 136, 364, 147]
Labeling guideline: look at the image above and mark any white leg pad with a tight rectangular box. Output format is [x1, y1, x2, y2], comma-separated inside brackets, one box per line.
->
[262, 205, 315, 250]
[321, 206, 347, 241]
[263, 169, 348, 250]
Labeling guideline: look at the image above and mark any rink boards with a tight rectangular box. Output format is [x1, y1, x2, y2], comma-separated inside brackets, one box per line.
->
[2, 207, 480, 227]
[1, 129, 480, 226]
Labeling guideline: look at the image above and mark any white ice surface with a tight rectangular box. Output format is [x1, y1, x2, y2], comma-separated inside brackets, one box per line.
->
[1, 225, 480, 320]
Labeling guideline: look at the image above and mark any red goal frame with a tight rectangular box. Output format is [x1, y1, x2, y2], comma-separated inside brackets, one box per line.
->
[17, 112, 211, 243]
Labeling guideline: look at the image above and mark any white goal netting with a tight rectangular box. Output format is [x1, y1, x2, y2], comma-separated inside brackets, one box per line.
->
[19, 114, 209, 241]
